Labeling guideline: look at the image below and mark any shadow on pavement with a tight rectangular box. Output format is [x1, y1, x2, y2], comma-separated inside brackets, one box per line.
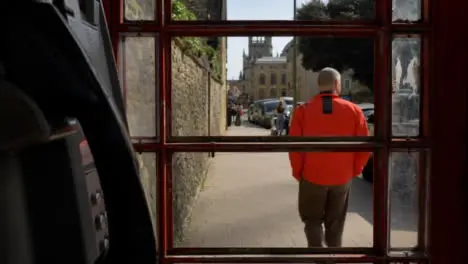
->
[179, 128, 417, 249]
[348, 178, 418, 232]
[177, 180, 306, 247]
[236, 120, 267, 129]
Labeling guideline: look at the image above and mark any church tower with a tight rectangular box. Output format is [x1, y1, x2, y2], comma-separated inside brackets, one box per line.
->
[248, 36, 273, 60]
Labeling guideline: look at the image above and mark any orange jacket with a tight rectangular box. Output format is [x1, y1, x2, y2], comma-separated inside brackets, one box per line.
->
[288, 93, 371, 185]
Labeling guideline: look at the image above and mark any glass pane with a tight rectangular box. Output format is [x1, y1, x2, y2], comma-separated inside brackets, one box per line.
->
[172, 151, 373, 247]
[392, 36, 421, 137]
[123, 36, 159, 137]
[171, 35, 375, 137]
[136, 152, 158, 239]
[392, 0, 421, 22]
[389, 262, 421, 264]
[389, 152, 419, 248]
[172, 0, 375, 21]
[125, 0, 155, 20]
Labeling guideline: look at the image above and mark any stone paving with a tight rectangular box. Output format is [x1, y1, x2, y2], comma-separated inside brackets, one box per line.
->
[177, 123, 417, 249]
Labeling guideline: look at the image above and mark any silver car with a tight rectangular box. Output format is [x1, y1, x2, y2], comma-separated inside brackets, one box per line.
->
[358, 103, 374, 136]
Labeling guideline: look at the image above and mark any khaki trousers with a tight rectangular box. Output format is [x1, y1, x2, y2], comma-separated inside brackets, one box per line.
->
[298, 179, 351, 248]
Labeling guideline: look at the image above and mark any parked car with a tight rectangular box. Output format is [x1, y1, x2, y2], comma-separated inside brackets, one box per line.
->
[250, 101, 266, 125]
[255, 100, 281, 128]
[248, 98, 275, 123]
[250, 98, 294, 127]
[279, 96, 294, 106]
[247, 104, 255, 122]
[280, 101, 306, 134]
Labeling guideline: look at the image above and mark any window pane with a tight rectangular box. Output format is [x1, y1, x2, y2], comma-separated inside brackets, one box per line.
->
[389, 262, 420, 264]
[392, 36, 421, 137]
[125, 0, 155, 20]
[136, 152, 158, 240]
[172, 0, 375, 21]
[392, 0, 421, 22]
[171, 35, 375, 137]
[389, 152, 419, 248]
[123, 36, 158, 137]
[389, 262, 426, 264]
[172, 151, 374, 248]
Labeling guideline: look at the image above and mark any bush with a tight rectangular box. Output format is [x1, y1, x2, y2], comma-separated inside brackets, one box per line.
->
[172, 0, 197, 20]
[172, 0, 222, 79]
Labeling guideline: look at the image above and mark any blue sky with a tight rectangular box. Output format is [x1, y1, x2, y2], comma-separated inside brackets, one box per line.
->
[226, 0, 328, 80]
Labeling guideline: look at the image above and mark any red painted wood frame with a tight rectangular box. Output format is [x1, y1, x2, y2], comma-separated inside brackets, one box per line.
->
[102, 0, 468, 263]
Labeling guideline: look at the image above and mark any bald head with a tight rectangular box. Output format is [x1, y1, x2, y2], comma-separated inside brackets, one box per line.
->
[317, 67, 341, 94]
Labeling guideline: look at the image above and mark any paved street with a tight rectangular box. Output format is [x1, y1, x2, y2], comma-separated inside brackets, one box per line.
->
[178, 122, 417, 249]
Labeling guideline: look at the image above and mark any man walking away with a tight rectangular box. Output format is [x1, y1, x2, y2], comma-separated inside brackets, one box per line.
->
[288, 67, 371, 251]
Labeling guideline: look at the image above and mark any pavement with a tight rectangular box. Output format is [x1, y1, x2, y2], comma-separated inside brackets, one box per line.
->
[178, 122, 417, 249]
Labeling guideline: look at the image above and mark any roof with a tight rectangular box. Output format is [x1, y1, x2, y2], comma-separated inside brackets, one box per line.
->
[281, 40, 294, 56]
[357, 103, 374, 110]
[251, 98, 276, 104]
[255, 56, 287, 64]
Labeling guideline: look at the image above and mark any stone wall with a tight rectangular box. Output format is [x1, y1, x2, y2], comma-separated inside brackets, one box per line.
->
[136, 152, 157, 236]
[124, 35, 227, 244]
[171, 39, 226, 243]
[124, 37, 158, 239]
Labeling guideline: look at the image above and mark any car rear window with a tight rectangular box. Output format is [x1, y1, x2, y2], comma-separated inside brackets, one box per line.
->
[264, 101, 279, 112]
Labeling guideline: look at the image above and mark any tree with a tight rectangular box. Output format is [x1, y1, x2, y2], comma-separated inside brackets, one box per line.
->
[296, 0, 417, 90]
[296, 0, 328, 20]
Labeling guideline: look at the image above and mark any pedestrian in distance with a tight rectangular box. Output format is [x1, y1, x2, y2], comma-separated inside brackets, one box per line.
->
[235, 103, 242, 126]
[288, 67, 371, 254]
[275, 101, 286, 136]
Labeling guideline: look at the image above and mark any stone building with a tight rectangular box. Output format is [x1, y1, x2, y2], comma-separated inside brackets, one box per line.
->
[237, 37, 290, 101]
[237, 37, 372, 103]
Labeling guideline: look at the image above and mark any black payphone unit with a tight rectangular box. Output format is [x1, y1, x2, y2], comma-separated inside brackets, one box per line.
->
[0, 1, 156, 263]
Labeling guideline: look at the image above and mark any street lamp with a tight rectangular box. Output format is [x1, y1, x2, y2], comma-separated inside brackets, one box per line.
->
[292, 0, 298, 108]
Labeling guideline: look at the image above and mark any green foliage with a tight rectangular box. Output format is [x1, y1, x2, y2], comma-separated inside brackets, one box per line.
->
[172, 0, 197, 20]
[296, 0, 417, 90]
[326, 0, 374, 20]
[296, 0, 328, 20]
[172, 0, 222, 79]
[205, 46, 222, 80]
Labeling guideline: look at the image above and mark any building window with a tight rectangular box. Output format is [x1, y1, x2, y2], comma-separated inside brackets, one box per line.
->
[270, 88, 277, 97]
[258, 88, 266, 99]
[281, 73, 287, 85]
[281, 89, 287, 96]
[259, 73, 266, 85]
[270, 73, 277, 85]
